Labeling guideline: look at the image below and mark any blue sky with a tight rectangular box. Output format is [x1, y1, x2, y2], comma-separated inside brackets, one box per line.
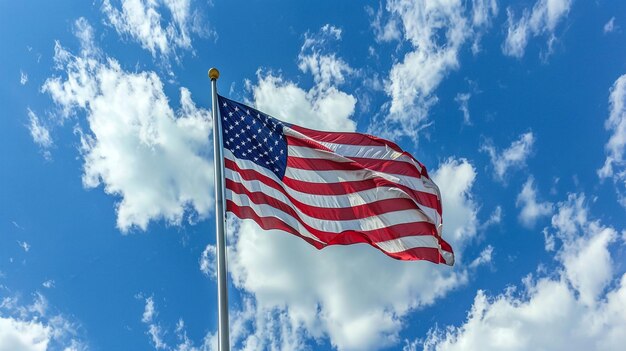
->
[1, 0, 626, 350]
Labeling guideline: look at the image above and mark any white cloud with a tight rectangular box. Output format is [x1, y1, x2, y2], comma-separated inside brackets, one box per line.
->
[142, 296, 156, 323]
[41, 280, 54, 289]
[374, 0, 498, 139]
[199, 244, 216, 279]
[298, 25, 355, 92]
[598, 74, 626, 207]
[101, 0, 213, 62]
[17, 241, 30, 253]
[503, 0, 572, 58]
[0, 293, 86, 351]
[20, 70, 28, 85]
[225, 156, 479, 350]
[468, 245, 493, 269]
[422, 193, 626, 351]
[516, 176, 553, 228]
[455, 93, 471, 125]
[26, 108, 53, 159]
[604, 17, 616, 34]
[137, 296, 214, 351]
[42, 19, 213, 232]
[481, 132, 535, 182]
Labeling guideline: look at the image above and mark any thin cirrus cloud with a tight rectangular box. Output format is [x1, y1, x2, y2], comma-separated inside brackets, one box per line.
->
[371, 0, 497, 140]
[42, 18, 214, 232]
[420, 193, 626, 351]
[599, 74, 626, 208]
[502, 0, 573, 59]
[101, 0, 215, 63]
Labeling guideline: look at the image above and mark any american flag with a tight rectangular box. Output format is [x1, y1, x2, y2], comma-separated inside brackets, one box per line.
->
[218, 95, 454, 265]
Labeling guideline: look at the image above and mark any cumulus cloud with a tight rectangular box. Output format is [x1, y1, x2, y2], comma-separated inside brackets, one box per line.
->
[224, 156, 480, 350]
[42, 18, 213, 232]
[422, 193, 626, 351]
[101, 0, 214, 62]
[0, 293, 86, 351]
[372, 0, 497, 140]
[503, 0, 572, 58]
[598, 74, 626, 207]
[516, 176, 553, 228]
[481, 132, 535, 182]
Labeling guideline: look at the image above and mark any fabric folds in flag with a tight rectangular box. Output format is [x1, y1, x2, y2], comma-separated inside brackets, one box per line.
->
[217, 95, 454, 265]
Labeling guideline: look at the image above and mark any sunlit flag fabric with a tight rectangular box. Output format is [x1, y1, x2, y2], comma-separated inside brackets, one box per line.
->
[218, 95, 454, 265]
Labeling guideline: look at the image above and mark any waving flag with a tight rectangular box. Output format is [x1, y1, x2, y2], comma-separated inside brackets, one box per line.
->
[218, 95, 454, 265]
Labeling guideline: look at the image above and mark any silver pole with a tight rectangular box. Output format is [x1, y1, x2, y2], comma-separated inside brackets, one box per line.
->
[209, 67, 230, 351]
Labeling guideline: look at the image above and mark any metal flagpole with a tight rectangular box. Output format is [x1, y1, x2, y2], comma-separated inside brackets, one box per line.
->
[209, 67, 230, 351]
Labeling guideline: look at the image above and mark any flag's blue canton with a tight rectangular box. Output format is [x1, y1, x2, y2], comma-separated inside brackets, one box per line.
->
[218, 95, 288, 179]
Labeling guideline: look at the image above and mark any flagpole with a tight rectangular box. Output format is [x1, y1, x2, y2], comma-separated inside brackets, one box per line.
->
[209, 67, 230, 351]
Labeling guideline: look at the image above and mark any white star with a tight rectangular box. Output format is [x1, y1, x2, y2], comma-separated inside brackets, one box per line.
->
[274, 156, 279, 161]
[242, 152, 247, 156]
[274, 168, 279, 172]
[252, 134, 257, 139]
[234, 121, 239, 126]
[236, 145, 240, 149]
[225, 140, 230, 145]
[274, 140, 279, 145]
[246, 125, 251, 130]
[234, 106, 239, 111]
[263, 151, 268, 156]
[254, 157, 259, 161]
[229, 138, 234, 142]
[263, 137, 268, 143]
[246, 109, 250, 115]
[229, 125, 234, 130]
[240, 116, 245, 121]
[228, 112, 233, 116]
[280, 150, 284, 154]
[222, 102, 227, 107]
[252, 119, 256, 124]
[269, 147, 273, 152]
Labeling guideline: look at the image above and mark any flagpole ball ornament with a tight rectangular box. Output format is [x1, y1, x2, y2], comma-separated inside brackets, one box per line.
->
[209, 68, 220, 80]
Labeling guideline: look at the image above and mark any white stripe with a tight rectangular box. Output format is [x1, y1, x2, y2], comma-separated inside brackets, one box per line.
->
[225, 168, 417, 209]
[285, 127, 423, 172]
[225, 149, 441, 227]
[287, 145, 440, 197]
[375, 235, 440, 253]
[228, 193, 324, 244]
[227, 188, 431, 234]
[228, 193, 445, 257]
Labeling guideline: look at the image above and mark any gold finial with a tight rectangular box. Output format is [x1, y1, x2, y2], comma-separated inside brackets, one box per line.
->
[208, 68, 220, 80]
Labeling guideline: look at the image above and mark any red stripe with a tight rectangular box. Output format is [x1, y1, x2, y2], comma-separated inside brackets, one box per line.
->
[288, 126, 432, 179]
[288, 155, 422, 178]
[226, 201, 326, 249]
[227, 201, 448, 263]
[225, 158, 441, 215]
[226, 182, 442, 244]
[226, 178, 430, 222]
[289, 125, 405, 153]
